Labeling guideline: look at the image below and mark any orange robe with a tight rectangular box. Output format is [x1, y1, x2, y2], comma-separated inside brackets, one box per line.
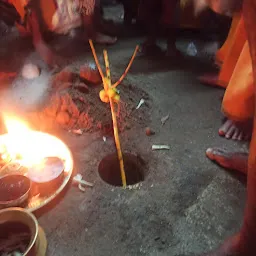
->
[217, 15, 247, 88]
[215, 12, 241, 65]
[222, 40, 254, 121]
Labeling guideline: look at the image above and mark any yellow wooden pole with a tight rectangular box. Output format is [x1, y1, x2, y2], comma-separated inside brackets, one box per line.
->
[89, 40, 138, 188]
[103, 50, 127, 188]
[89, 40, 108, 91]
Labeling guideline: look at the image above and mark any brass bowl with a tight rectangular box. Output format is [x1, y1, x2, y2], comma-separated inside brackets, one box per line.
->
[0, 207, 40, 255]
[28, 157, 65, 196]
[0, 174, 31, 209]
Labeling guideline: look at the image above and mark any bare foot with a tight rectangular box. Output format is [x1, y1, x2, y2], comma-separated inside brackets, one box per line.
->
[198, 73, 220, 87]
[206, 148, 248, 174]
[219, 118, 252, 141]
[94, 32, 117, 45]
[203, 235, 254, 256]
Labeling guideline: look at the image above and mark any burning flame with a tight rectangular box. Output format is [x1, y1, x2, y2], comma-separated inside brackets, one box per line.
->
[0, 114, 72, 171]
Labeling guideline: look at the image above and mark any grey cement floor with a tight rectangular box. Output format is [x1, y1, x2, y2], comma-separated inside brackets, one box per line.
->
[0, 27, 248, 255]
[35, 39, 247, 256]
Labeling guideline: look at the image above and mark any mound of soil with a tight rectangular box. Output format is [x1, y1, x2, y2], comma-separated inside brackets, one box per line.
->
[28, 64, 152, 134]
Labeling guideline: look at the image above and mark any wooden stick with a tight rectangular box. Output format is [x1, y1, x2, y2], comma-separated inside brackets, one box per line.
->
[103, 49, 112, 85]
[111, 45, 139, 88]
[103, 50, 127, 188]
[88, 40, 107, 90]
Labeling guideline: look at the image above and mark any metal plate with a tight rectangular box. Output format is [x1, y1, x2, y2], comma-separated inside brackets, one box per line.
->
[0, 131, 73, 213]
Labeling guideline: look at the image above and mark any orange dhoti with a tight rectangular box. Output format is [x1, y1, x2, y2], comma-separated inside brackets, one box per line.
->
[222, 40, 254, 122]
[217, 14, 247, 88]
[199, 13, 247, 89]
[215, 12, 241, 65]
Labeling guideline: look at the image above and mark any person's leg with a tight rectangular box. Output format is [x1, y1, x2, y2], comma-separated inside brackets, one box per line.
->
[204, 0, 256, 255]
[220, 41, 254, 140]
[138, 0, 162, 55]
[26, 6, 62, 67]
[199, 15, 246, 88]
[205, 114, 256, 256]
[122, 0, 138, 25]
[81, 0, 117, 44]
[199, 41, 254, 141]
[215, 12, 241, 65]
[162, 0, 182, 57]
[206, 148, 248, 174]
[198, 73, 223, 87]
[218, 16, 247, 85]
[218, 118, 252, 140]
[232, 2, 256, 253]
[199, 41, 254, 142]
[93, 2, 119, 37]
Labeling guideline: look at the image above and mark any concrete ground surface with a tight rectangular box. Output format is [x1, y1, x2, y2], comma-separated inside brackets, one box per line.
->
[0, 23, 248, 256]
[38, 39, 247, 256]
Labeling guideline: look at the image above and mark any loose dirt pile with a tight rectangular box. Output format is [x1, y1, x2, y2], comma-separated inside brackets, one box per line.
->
[28, 63, 152, 134]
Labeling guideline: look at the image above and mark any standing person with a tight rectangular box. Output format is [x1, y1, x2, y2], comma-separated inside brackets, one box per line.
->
[197, 13, 252, 141]
[138, 0, 181, 57]
[192, 0, 256, 255]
